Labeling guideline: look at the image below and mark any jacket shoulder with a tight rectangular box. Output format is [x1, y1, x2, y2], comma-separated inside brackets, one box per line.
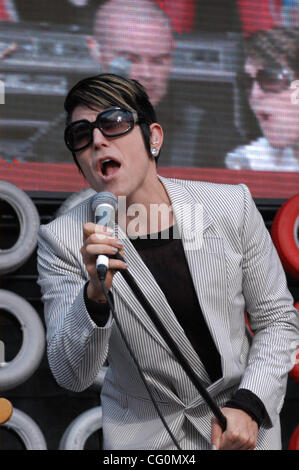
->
[164, 176, 253, 236]
[38, 194, 93, 244]
[167, 176, 249, 206]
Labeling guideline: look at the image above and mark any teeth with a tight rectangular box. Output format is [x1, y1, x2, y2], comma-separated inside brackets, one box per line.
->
[101, 158, 112, 166]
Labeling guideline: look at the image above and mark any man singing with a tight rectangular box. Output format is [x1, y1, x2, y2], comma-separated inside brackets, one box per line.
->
[37, 73, 299, 450]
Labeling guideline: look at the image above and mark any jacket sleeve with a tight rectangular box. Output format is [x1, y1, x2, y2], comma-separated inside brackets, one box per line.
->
[37, 223, 114, 392]
[238, 184, 299, 426]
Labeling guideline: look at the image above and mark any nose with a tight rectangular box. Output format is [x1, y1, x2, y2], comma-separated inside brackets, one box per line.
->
[250, 80, 264, 101]
[93, 127, 109, 148]
[134, 58, 152, 82]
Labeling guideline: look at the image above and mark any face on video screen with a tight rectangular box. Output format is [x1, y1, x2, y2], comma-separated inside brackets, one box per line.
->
[97, 12, 173, 107]
[245, 61, 299, 151]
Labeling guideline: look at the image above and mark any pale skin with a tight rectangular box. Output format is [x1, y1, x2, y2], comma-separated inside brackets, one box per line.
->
[211, 408, 258, 450]
[90, 0, 174, 106]
[73, 103, 259, 450]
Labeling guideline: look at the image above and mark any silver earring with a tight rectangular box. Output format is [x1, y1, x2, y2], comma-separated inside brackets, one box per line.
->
[151, 146, 159, 157]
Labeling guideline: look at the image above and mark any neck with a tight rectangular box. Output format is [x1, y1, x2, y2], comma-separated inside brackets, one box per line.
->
[117, 175, 174, 237]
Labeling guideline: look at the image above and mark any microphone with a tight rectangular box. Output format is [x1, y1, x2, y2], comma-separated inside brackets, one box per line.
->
[91, 191, 118, 280]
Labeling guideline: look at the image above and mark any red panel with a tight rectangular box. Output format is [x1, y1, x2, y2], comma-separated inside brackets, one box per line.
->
[153, 0, 195, 34]
[237, 0, 280, 35]
[0, 161, 298, 198]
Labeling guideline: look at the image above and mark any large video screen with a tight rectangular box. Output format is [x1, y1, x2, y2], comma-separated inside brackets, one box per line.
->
[0, 0, 298, 197]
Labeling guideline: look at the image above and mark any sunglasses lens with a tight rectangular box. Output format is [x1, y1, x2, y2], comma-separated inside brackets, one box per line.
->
[67, 121, 92, 151]
[100, 109, 134, 136]
[258, 69, 287, 93]
[237, 69, 290, 95]
[65, 108, 137, 152]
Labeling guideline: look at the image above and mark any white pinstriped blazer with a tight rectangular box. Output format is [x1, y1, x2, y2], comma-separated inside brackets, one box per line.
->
[37, 177, 299, 450]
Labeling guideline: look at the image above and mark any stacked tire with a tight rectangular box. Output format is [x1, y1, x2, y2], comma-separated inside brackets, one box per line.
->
[0, 181, 47, 449]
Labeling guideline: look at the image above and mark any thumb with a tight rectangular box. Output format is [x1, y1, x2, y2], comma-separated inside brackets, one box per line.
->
[211, 417, 222, 450]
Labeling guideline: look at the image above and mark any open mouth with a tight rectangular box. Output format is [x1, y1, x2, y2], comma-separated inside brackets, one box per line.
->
[100, 158, 121, 178]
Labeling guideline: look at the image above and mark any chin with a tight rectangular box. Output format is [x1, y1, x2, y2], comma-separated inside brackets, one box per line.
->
[265, 133, 290, 150]
[102, 183, 127, 199]
[270, 140, 293, 150]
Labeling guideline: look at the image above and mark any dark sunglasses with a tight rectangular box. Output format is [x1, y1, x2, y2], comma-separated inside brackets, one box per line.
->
[237, 67, 293, 95]
[65, 107, 140, 152]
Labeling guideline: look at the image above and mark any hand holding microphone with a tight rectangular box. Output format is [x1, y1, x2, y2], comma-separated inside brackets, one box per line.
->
[81, 192, 127, 303]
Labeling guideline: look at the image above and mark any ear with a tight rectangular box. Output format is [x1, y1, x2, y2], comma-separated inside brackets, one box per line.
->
[149, 123, 164, 151]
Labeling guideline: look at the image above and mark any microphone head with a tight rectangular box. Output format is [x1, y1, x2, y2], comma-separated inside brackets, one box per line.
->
[91, 192, 118, 213]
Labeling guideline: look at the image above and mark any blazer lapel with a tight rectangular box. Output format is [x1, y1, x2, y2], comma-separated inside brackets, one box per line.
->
[111, 232, 179, 355]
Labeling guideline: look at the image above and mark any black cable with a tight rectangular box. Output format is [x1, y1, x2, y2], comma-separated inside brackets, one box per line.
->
[98, 274, 182, 451]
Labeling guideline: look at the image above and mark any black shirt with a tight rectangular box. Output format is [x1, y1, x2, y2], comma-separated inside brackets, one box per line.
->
[130, 225, 222, 383]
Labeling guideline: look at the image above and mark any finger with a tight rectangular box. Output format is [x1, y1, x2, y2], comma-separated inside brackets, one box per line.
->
[83, 222, 97, 239]
[83, 222, 114, 241]
[94, 224, 115, 234]
[232, 436, 255, 450]
[89, 257, 127, 272]
[90, 259, 128, 281]
[211, 418, 223, 450]
[108, 258, 128, 271]
[233, 426, 257, 450]
[86, 233, 123, 249]
[217, 427, 240, 450]
[84, 257, 127, 284]
[85, 243, 120, 257]
[220, 431, 254, 450]
[237, 441, 253, 450]
[246, 434, 257, 450]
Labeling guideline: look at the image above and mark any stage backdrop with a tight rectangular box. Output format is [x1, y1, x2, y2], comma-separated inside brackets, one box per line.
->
[0, 0, 299, 451]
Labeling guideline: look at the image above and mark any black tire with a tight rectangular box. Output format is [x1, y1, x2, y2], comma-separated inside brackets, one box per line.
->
[1, 407, 47, 449]
[0, 289, 45, 391]
[0, 180, 40, 274]
[59, 406, 102, 450]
